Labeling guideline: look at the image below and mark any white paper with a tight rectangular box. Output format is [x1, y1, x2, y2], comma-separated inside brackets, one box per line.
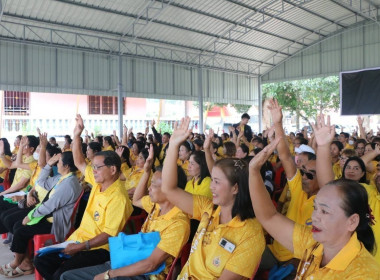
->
[38, 240, 77, 251]
[3, 191, 26, 198]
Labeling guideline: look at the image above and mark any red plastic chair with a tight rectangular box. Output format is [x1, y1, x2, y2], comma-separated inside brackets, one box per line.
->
[33, 190, 84, 280]
[2, 169, 11, 190]
[166, 243, 191, 280]
[124, 211, 147, 234]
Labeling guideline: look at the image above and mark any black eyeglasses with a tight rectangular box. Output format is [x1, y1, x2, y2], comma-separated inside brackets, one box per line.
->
[300, 169, 314, 180]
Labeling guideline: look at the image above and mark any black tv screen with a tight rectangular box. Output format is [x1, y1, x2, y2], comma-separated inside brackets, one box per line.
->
[340, 67, 380, 115]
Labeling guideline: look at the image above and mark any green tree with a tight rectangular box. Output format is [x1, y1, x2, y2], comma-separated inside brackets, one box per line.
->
[262, 76, 340, 128]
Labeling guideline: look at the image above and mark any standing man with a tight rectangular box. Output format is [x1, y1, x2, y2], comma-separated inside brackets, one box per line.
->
[232, 113, 253, 142]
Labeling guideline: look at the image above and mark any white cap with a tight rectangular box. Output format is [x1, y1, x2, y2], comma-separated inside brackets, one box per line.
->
[295, 144, 315, 155]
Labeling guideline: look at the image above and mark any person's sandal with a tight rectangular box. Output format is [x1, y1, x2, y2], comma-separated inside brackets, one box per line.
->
[4, 266, 34, 278]
[0, 263, 13, 275]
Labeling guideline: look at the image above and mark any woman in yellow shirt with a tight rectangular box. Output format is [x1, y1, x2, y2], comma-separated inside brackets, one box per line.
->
[0, 138, 12, 183]
[249, 139, 380, 279]
[102, 136, 115, 151]
[184, 151, 212, 199]
[162, 117, 265, 280]
[177, 141, 192, 177]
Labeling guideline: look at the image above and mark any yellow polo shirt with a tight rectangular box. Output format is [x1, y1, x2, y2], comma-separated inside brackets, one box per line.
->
[333, 162, 342, 180]
[68, 165, 133, 251]
[11, 155, 36, 191]
[177, 159, 189, 176]
[0, 155, 10, 178]
[269, 170, 315, 262]
[102, 146, 114, 151]
[130, 152, 138, 165]
[217, 146, 224, 157]
[184, 177, 212, 199]
[141, 196, 190, 280]
[178, 196, 265, 280]
[27, 162, 49, 202]
[123, 167, 151, 191]
[293, 223, 380, 279]
[361, 183, 380, 264]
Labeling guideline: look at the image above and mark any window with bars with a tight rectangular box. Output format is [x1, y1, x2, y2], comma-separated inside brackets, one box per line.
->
[4, 91, 30, 115]
[88, 95, 125, 115]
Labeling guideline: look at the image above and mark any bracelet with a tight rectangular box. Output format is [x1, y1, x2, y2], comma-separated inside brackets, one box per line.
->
[85, 240, 91, 250]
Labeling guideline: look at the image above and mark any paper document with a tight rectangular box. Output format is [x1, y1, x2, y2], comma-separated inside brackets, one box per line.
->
[3, 191, 26, 198]
[36, 240, 77, 256]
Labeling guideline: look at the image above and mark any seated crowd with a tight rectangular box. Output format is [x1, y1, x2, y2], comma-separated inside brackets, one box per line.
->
[0, 102, 378, 280]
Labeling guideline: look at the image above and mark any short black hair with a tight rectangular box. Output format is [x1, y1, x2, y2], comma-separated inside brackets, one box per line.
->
[95, 151, 121, 173]
[88, 142, 102, 153]
[61, 151, 78, 172]
[26, 135, 39, 152]
[331, 140, 344, 151]
[241, 113, 250, 120]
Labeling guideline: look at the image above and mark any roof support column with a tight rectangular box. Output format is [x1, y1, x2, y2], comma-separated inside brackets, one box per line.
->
[117, 55, 123, 138]
[197, 67, 204, 133]
[258, 76, 262, 133]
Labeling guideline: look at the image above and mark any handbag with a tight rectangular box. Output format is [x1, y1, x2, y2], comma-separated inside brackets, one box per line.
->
[109, 231, 165, 275]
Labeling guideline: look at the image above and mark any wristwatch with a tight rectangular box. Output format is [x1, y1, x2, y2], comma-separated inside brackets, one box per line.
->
[104, 270, 110, 280]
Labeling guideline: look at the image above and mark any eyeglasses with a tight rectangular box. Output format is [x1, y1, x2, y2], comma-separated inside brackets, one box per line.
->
[300, 169, 314, 180]
[339, 156, 348, 161]
[91, 164, 107, 171]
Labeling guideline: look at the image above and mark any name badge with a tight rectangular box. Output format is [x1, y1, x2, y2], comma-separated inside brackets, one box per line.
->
[219, 238, 235, 253]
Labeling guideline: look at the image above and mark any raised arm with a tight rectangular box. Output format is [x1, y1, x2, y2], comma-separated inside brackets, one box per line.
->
[357, 116, 366, 140]
[161, 117, 194, 216]
[361, 144, 380, 173]
[133, 145, 154, 208]
[204, 129, 215, 175]
[113, 130, 121, 147]
[249, 138, 295, 252]
[0, 139, 17, 169]
[268, 99, 297, 179]
[122, 124, 128, 146]
[312, 114, 336, 188]
[72, 114, 87, 174]
[38, 132, 49, 168]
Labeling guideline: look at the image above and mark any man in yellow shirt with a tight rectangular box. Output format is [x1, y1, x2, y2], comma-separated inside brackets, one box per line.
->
[60, 146, 190, 280]
[34, 115, 133, 280]
[232, 113, 253, 142]
[261, 101, 319, 273]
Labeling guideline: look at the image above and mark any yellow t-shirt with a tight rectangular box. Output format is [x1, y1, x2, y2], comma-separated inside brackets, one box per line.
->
[361, 183, 380, 264]
[333, 162, 342, 180]
[177, 159, 189, 176]
[141, 196, 190, 280]
[130, 152, 138, 165]
[11, 155, 36, 191]
[123, 167, 151, 191]
[292, 223, 380, 279]
[269, 170, 315, 262]
[0, 155, 10, 178]
[217, 146, 224, 157]
[184, 177, 212, 199]
[178, 196, 265, 280]
[102, 146, 114, 151]
[68, 165, 133, 251]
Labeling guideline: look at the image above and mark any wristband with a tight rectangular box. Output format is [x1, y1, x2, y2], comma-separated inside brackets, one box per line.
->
[85, 240, 91, 250]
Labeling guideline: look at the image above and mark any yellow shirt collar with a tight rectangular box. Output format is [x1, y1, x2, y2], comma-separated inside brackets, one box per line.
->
[313, 232, 361, 271]
[212, 206, 246, 228]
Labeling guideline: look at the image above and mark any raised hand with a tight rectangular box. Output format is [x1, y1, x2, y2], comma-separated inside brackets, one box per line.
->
[40, 132, 48, 148]
[357, 116, 364, 127]
[152, 119, 156, 127]
[143, 144, 154, 172]
[170, 117, 192, 147]
[267, 98, 283, 124]
[204, 128, 214, 150]
[20, 136, 29, 148]
[47, 153, 61, 167]
[311, 114, 335, 147]
[36, 127, 41, 136]
[123, 124, 127, 135]
[74, 114, 85, 137]
[249, 137, 281, 172]
[115, 146, 124, 158]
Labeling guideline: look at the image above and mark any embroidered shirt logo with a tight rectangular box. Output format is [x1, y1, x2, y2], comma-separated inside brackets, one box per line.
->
[94, 211, 100, 221]
[213, 256, 221, 267]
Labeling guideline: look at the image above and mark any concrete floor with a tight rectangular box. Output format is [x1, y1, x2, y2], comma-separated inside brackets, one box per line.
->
[0, 242, 35, 280]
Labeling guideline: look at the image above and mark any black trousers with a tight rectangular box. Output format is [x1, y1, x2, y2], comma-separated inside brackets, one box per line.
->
[34, 248, 110, 280]
[10, 219, 52, 254]
[0, 207, 31, 234]
[0, 197, 18, 212]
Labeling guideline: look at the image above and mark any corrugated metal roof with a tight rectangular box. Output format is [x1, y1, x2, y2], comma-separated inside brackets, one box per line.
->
[0, 0, 378, 76]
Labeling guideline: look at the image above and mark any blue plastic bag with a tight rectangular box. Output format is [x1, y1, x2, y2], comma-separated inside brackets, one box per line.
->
[109, 232, 165, 275]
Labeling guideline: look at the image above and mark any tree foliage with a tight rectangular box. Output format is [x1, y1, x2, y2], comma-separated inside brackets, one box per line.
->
[262, 76, 340, 126]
